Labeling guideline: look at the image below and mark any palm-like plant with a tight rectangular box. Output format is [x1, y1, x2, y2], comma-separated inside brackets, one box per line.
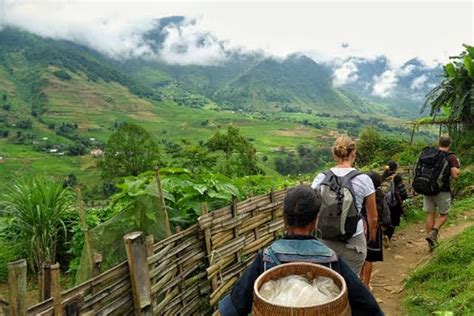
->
[1, 177, 74, 273]
[422, 45, 473, 128]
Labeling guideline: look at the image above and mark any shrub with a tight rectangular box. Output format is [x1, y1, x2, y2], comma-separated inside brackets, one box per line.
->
[1, 177, 75, 273]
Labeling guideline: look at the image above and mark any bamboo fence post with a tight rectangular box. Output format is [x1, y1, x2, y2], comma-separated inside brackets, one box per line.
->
[410, 123, 416, 145]
[124, 231, 153, 316]
[270, 188, 278, 239]
[75, 187, 100, 281]
[155, 168, 171, 237]
[51, 263, 63, 316]
[202, 203, 218, 291]
[40, 262, 51, 301]
[37, 267, 42, 302]
[7, 259, 27, 316]
[231, 196, 241, 264]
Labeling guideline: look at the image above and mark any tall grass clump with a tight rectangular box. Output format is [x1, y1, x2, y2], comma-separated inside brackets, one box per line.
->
[1, 177, 74, 273]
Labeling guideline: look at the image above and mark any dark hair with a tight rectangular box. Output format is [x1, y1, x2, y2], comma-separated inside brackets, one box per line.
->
[367, 171, 382, 189]
[382, 160, 398, 180]
[439, 135, 452, 148]
[283, 185, 321, 228]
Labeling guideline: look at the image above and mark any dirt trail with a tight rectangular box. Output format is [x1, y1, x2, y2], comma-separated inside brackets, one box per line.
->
[371, 210, 474, 316]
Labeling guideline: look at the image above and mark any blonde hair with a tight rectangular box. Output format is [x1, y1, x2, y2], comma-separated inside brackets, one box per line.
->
[332, 135, 356, 161]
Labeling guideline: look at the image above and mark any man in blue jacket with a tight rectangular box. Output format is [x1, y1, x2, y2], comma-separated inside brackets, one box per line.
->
[219, 185, 384, 316]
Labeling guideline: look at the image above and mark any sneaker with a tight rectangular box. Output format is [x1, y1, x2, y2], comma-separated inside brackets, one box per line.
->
[383, 235, 390, 249]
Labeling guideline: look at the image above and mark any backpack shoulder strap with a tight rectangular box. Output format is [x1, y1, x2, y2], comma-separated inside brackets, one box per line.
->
[320, 170, 335, 185]
[344, 170, 360, 181]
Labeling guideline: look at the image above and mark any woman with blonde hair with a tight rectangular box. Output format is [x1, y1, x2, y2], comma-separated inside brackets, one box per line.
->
[311, 135, 378, 275]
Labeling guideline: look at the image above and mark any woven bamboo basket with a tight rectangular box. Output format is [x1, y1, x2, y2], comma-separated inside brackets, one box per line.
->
[252, 262, 350, 316]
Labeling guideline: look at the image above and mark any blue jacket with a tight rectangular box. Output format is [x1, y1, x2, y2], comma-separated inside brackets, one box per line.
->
[219, 235, 384, 316]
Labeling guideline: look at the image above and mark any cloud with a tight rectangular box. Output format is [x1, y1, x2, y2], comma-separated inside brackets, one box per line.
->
[332, 61, 358, 87]
[411, 74, 429, 90]
[372, 70, 398, 97]
[2, 1, 228, 65]
[3, 1, 156, 59]
[398, 64, 416, 77]
[157, 20, 228, 66]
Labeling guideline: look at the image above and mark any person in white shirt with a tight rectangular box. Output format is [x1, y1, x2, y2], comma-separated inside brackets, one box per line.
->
[311, 135, 378, 275]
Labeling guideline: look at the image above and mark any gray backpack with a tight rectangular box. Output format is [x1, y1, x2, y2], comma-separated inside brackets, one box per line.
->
[317, 170, 361, 241]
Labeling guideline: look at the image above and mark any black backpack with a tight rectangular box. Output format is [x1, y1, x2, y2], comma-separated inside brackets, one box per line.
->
[380, 175, 399, 208]
[412, 147, 452, 196]
[317, 170, 361, 241]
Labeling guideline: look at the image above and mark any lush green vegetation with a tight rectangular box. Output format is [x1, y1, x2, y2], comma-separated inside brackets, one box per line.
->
[0, 177, 74, 274]
[1, 28, 473, 311]
[403, 198, 474, 315]
[99, 123, 160, 180]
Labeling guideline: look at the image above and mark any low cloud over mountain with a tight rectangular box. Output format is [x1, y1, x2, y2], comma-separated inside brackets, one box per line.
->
[328, 56, 442, 103]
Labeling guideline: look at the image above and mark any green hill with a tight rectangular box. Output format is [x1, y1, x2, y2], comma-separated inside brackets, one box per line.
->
[0, 27, 433, 193]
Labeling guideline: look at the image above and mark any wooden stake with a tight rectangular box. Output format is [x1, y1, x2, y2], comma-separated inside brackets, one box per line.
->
[155, 168, 171, 236]
[410, 123, 416, 145]
[231, 197, 241, 264]
[75, 187, 100, 279]
[40, 262, 51, 301]
[270, 188, 278, 239]
[124, 231, 153, 316]
[51, 263, 63, 316]
[8, 259, 27, 316]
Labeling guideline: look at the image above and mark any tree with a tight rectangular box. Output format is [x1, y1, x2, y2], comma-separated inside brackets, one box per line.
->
[99, 123, 160, 180]
[423, 45, 474, 129]
[357, 127, 382, 166]
[206, 126, 261, 176]
[1, 177, 74, 273]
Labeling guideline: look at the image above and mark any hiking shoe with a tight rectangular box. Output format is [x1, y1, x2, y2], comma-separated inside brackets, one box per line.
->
[426, 230, 438, 252]
[383, 235, 390, 249]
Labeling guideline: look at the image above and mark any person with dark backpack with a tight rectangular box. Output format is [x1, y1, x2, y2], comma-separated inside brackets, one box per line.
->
[360, 172, 391, 289]
[311, 135, 378, 275]
[381, 161, 408, 248]
[412, 136, 460, 251]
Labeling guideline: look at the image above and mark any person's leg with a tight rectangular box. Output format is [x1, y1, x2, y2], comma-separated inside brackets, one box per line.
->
[384, 225, 395, 240]
[360, 261, 372, 288]
[431, 192, 451, 243]
[426, 212, 435, 233]
[423, 195, 437, 251]
[424, 195, 436, 232]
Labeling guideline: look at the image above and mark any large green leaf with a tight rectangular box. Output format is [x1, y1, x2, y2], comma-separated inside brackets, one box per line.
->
[463, 56, 473, 78]
[444, 63, 456, 78]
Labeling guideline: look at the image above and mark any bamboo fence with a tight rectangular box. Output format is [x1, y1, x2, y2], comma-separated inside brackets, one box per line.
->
[5, 169, 413, 315]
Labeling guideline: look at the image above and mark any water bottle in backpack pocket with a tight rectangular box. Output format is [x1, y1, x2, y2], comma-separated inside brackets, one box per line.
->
[317, 170, 361, 241]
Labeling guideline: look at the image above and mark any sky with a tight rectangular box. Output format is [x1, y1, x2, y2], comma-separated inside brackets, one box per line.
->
[0, 0, 472, 67]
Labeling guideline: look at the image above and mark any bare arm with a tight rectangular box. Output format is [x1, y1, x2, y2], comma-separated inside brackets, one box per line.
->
[365, 193, 378, 242]
[451, 167, 460, 178]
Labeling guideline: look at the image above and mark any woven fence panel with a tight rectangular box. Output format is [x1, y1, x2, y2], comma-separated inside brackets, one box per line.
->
[148, 224, 212, 316]
[27, 261, 133, 315]
[198, 188, 289, 307]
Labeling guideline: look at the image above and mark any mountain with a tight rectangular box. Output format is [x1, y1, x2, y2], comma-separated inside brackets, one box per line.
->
[326, 56, 443, 116]
[212, 55, 344, 111]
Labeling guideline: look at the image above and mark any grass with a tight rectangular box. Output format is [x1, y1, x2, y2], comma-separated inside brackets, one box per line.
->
[403, 196, 474, 315]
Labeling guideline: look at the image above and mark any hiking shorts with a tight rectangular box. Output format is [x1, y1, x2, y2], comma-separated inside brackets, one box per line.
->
[322, 232, 367, 275]
[423, 192, 451, 215]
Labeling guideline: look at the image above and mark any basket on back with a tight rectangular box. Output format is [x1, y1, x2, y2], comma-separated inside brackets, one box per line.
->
[253, 262, 351, 316]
